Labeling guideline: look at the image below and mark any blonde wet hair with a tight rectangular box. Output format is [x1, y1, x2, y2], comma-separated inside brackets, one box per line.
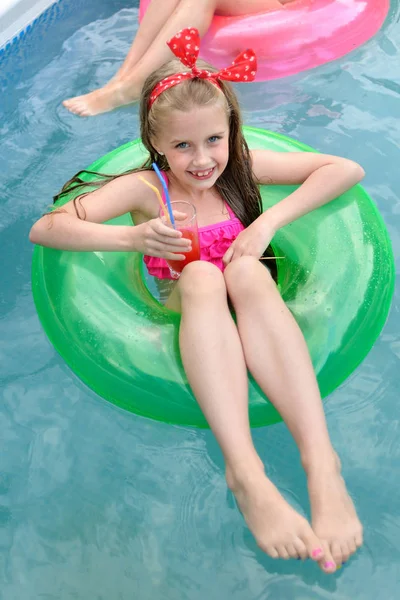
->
[53, 59, 277, 277]
[139, 58, 264, 229]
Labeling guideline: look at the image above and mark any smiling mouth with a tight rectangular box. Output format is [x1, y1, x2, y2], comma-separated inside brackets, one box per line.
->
[188, 167, 216, 180]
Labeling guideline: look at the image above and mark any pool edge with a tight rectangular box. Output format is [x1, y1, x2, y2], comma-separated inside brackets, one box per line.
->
[0, 0, 58, 49]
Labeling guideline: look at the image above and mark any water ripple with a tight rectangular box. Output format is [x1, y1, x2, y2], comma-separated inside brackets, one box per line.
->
[1, 0, 400, 598]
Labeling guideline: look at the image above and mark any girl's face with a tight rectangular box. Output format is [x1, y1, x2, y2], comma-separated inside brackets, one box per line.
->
[154, 102, 230, 190]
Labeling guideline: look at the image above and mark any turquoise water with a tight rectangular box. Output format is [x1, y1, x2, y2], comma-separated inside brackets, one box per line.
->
[1, 0, 400, 597]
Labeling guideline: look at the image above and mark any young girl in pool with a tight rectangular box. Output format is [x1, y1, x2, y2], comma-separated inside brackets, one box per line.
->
[33, 29, 364, 574]
[63, 0, 295, 116]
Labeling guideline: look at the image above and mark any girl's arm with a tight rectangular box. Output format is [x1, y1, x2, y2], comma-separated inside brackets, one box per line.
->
[250, 149, 365, 231]
[223, 149, 365, 265]
[29, 171, 190, 258]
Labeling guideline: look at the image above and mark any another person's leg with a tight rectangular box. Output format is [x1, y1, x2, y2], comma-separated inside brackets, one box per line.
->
[224, 256, 363, 573]
[63, 0, 218, 116]
[63, 0, 180, 114]
[63, 0, 295, 117]
[176, 261, 325, 564]
[216, 0, 291, 16]
[115, 0, 181, 80]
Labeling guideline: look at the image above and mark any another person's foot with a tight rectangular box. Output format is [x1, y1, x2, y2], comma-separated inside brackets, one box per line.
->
[307, 454, 363, 573]
[226, 461, 325, 566]
[62, 80, 141, 117]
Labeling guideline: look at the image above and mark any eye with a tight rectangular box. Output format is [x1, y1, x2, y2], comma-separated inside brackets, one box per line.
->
[175, 142, 189, 149]
[208, 135, 221, 143]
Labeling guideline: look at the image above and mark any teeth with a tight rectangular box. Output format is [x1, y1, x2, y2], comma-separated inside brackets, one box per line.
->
[191, 168, 213, 177]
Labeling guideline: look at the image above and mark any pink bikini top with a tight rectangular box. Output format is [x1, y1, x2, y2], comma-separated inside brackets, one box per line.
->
[143, 172, 245, 280]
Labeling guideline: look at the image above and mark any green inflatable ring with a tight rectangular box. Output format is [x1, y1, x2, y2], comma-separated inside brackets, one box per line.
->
[32, 128, 395, 428]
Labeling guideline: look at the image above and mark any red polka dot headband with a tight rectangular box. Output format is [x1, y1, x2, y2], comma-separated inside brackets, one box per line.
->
[149, 27, 257, 108]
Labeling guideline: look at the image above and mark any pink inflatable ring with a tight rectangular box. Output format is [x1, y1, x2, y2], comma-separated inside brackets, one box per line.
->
[139, 0, 389, 81]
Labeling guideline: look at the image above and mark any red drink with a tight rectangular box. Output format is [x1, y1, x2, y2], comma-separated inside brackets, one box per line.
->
[166, 229, 200, 274]
[159, 201, 200, 278]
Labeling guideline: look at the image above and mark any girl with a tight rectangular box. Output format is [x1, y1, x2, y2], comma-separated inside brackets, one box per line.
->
[32, 29, 364, 574]
[63, 0, 295, 116]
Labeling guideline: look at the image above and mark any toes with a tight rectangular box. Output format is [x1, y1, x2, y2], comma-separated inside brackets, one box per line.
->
[294, 539, 308, 561]
[331, 540, 343, 567]
[318, 541, 336, 574]
[276, 545, 290, 560]
[321, 561, 336, 574]
[63, 101, 78, 113]
[348, 537, 357, 555]
[262, 545, 279, 559]
[62, 97, 90, 116]
[355, 529, 363, 548]
[286, 543, 300, 559]
[302, 529, 324, 562]
[257, 539, 279, 559]
[340, 542, 351, 564]
[72, 102, 85, 114]
[63, 98, 81, 107]
[71, 104, 88, 117]
[63, 103, 78, 114]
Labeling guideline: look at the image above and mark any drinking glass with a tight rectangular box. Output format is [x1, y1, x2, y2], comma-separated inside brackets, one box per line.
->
[160, 201, 200, 278]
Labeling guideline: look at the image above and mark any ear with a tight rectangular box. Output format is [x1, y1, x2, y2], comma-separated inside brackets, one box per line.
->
[150, 137, 164, 156]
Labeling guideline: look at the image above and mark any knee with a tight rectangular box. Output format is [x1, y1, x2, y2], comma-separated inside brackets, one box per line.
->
[224, 256, 275, 300]
[178, 261, 226, 298]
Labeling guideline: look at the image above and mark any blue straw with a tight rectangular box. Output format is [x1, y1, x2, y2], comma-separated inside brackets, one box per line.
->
[152, 162, 176, 228]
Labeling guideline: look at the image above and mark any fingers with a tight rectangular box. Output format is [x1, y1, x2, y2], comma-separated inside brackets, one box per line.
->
[158, 211, 188, 230]
[164, 252, 186, 261]
[223, 245, 264, 266]
[146, 219, 192, 256]
[152, 218, 183, 238]
[222, 247, 234, 265]
[152, 238, 191, 252]
[172, 210, 188, 222]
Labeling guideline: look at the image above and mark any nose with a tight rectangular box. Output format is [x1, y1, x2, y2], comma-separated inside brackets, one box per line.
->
[192, 146, 210, 168]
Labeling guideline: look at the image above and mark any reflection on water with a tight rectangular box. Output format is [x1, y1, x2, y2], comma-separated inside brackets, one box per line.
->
[1, 0, 400, 597]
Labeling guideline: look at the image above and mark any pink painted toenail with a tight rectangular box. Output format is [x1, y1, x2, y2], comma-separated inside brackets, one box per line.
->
[324, 562, 335, 569]
[312, 548, 323, 558]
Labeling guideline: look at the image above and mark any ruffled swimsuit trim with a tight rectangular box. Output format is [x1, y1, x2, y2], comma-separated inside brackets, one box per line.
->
[143, 172, 244, 280]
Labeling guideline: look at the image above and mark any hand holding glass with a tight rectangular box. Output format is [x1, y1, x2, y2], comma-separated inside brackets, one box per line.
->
[160, 201, 200, 277]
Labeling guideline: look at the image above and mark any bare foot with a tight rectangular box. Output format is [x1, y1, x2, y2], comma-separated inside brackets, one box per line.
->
[62, 80, 141, 117]
[227, 464, 325, 563]
[307, 456, 363, 574]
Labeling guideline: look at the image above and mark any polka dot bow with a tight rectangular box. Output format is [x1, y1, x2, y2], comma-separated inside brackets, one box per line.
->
[149, 27, 257, 108]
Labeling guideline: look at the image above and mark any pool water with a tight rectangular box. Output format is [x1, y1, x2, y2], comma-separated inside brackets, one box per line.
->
[1, 0, 400, 598]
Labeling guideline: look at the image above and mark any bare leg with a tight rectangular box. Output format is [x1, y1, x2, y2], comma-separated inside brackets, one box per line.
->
[224, 257, 363, 573]
[63, 0, 294, 116]
[216, 0, 291, 15]
[114, 0, 294, 73]
[116, 0, 181, 80]
[63, 0, 217, 116]
[177, 261, 325, 564]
